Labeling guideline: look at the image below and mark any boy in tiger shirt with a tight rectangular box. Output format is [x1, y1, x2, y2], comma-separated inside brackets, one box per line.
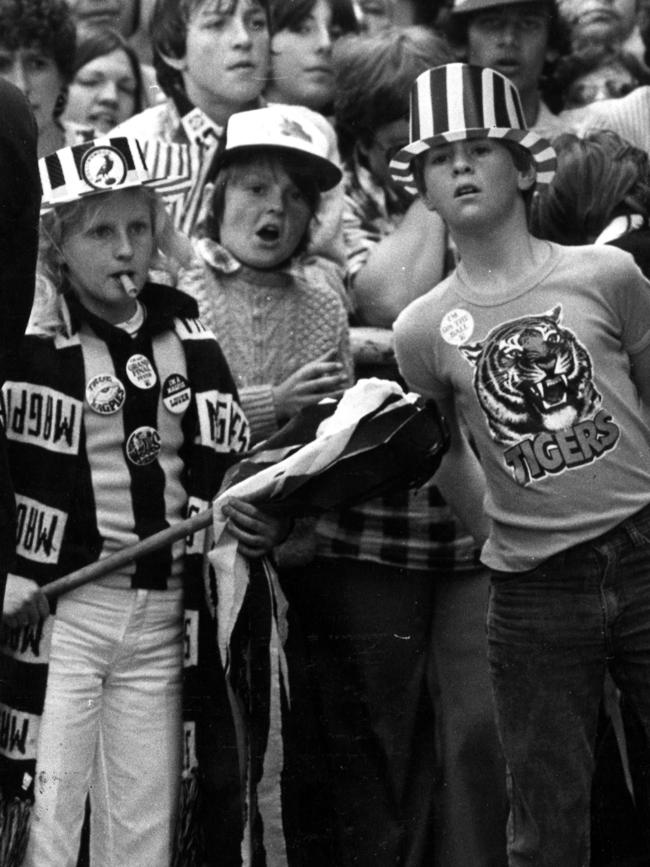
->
[393, 63, 650, 867]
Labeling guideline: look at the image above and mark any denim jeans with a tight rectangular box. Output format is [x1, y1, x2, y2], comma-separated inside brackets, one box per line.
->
[24, 583, 183, 867]
[487, 502, 650, 867]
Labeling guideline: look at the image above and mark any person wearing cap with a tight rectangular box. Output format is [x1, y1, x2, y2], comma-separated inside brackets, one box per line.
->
[180, 104, 352, 447]
[393, 61, 650, 866]
[439, 0, 573, 139]
[0, 79, 40, 612]
[0, 135, 287, 867]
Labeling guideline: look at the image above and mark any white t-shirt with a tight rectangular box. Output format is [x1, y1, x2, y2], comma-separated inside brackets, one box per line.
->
[394, 242, 650, 571]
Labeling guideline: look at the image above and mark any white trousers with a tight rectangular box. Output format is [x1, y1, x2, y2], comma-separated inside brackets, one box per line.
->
[24, 583, 184, 867]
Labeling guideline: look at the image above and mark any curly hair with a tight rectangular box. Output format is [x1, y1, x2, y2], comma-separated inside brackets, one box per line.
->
[531, 130, 650, 244]
[333, 25, 453, 161]
[0, 0, 76, 82]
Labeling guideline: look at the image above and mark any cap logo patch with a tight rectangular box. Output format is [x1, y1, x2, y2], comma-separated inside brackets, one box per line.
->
[279, 117, 312, 143]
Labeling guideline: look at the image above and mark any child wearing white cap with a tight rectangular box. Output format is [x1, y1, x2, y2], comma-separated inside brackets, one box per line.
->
[0, 135, 286, 867]
[180, 105, 353, 446]
[394, 62, 650, 866]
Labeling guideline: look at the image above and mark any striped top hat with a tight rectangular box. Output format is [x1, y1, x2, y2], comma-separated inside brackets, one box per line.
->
[221, 106, 342, 192]
[389, 63, 557, 194]
[39, 135, 193, 214]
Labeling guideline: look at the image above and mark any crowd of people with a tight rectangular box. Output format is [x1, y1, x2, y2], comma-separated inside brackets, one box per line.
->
[0, 0, 649, 866]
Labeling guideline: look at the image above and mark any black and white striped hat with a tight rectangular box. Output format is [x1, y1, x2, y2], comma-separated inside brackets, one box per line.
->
[39, 135, 193, 213]
[389, 63, 557, 194]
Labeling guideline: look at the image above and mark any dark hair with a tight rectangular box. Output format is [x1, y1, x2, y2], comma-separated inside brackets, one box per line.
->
[151, 0, 270, 97]
[0, 0, 76, 82]
[552, 46, 649, 110]
[270, 0, 359, 38]
[531, 130, 650, 244]
[72, 27, 146, 114]
[333, 25, 453, 162]
[206, 149, 321, 255]
[438, 0, 565, 53]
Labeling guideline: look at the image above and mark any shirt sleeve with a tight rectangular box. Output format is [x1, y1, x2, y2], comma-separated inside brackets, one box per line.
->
[393, 300, 451, 403]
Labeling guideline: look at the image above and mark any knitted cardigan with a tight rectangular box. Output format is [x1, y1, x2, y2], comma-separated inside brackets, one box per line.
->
[180, 239, 353, 445]
[0, 284, 250, 865]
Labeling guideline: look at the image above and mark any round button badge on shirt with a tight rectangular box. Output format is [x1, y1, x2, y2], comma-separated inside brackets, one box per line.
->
[126, 426, 161, 466]
[85, 374, 126, 415]
[125, 354, 157, 389]
[162, 374, 192, 414]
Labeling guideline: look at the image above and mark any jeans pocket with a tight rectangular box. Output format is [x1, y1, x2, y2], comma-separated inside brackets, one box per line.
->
[623, 503, 650, 547]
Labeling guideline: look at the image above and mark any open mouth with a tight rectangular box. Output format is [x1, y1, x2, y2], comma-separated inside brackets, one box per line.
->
[256, 225, 280, 242]
[455, 185, 479, 198]
[530, 375, 568, 409]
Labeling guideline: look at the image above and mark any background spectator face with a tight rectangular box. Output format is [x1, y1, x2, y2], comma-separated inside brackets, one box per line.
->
[557, 0, 638, 49]
[0, 0, 76, 147]
[268, 0, 356, 111]
[0, 43, 64, 135]
[166, 0, 269, 118]
[65, 36, 140, 132]
[359, 116, 410, 191]
[465, 3, 552, 101]
[357, 0, 416, 33]
[66, 0, 139, 38]
[566, 58, 639, 105]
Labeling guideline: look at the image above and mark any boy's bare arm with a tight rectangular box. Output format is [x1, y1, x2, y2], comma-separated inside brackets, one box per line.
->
[435, 395, 491, 548]
[352, 199, 447, 328]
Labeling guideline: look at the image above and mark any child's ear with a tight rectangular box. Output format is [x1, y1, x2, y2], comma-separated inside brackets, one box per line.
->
[517, 165, 537, 192]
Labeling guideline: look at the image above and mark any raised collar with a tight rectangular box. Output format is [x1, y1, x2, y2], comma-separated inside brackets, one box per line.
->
[195, 237, 299, 288]
[64, 281, 199, 343]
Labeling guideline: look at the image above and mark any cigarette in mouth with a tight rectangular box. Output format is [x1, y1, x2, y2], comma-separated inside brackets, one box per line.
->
[119, 274, 139, 298]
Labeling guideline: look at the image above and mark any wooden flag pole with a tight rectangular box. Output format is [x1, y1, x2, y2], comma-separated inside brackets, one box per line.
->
[43, 508, 214, 600]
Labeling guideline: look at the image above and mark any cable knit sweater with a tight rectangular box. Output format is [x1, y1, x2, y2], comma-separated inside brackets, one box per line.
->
[179, 239, 353, 443]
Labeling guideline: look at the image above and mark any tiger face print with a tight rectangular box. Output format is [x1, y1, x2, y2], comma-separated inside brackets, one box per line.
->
[459, 306, 601, 447]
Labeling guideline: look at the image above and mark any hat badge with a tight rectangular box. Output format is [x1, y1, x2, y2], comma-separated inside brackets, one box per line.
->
[81, 145, 128, 190]
[279, 116, 312, 144]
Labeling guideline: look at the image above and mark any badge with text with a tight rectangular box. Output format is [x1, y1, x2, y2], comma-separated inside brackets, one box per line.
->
[126, 426, 161, 466]
[85, 374, 125, 415]
[162, 374, 191, 414]
[440, 309, 475, 345]
[125, 354, 157, 389]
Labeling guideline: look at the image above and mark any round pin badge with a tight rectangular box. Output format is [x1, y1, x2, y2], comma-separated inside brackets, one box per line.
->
[162, 374, 191, 414]
[125, 354, 157, 389]
[126, 426, 161, 466]
[440, 309, 475, 345]
[81, 145, 128, 190]
[85, 374, 126, 415]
